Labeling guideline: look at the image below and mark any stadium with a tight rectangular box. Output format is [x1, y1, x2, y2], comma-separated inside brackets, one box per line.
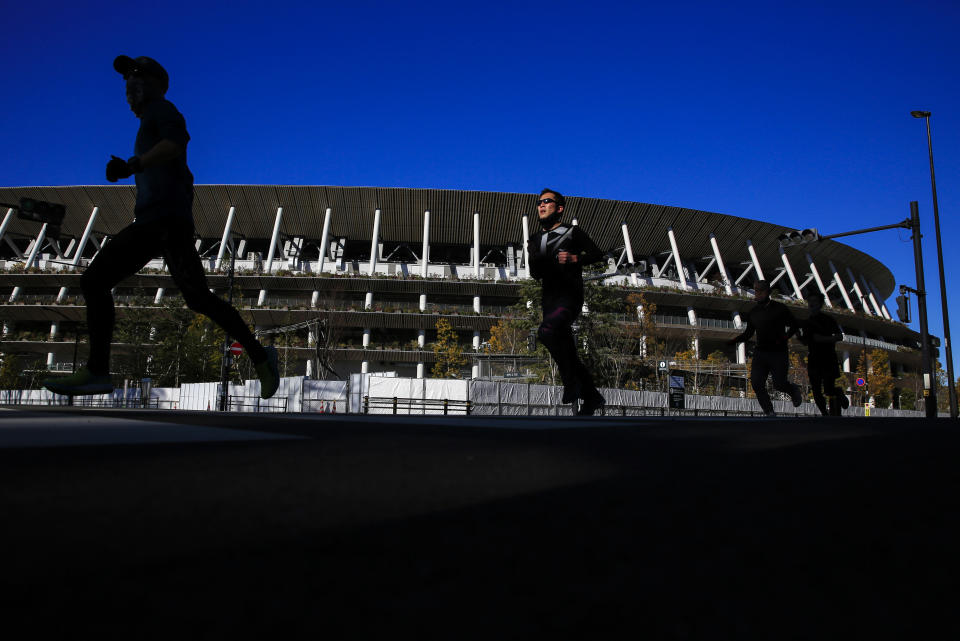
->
[0, 184, 925, 409]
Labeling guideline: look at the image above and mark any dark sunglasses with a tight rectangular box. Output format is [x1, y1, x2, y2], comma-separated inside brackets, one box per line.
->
[537, 198, 556, 206]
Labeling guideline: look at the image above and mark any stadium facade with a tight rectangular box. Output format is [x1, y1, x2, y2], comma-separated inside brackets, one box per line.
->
[0, 185, 922, 385]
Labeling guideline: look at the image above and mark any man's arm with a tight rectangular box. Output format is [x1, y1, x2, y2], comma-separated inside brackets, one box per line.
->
[137, 139, 183, 169]
[782, 306, 800, 341]
[811, 316, 844, 344]
[557, 227, 605, 266]
[729, 311, 755, 345]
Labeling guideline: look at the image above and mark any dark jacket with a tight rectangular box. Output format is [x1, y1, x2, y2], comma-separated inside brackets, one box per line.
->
[528, 224, 605, 309]
[733, 298, 798, 352]
[801, 311, 843, 365]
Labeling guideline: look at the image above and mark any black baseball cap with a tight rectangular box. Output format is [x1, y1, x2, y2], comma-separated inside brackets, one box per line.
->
[113, 55, 169, 93]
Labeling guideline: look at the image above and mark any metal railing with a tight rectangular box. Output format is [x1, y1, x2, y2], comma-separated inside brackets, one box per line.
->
[363, 395, 472, 415]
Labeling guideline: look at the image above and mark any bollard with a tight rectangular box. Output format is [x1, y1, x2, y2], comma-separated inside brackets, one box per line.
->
[363, 395, 369, 414]
[466, 400, 472, 416]
[443, 399, 449, 415]
[392, 397, 398, 414]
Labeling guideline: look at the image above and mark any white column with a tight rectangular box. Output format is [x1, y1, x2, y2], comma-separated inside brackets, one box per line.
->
[472, 332, 480, 379]
[368, 208, 381, 276]
[10, 223, 48, 302]
[828, 261, 856, 311]
[258, 206, 284, 305]
[264, 207, 284, 274]
[746, 240, 765, 282]
[521, 213, 531, 278]
[868, 280, 892, 320]
[637, 304, 647, 357]
[416, 363, 425, 379]
[473, 210, 481, 313]
[779, 247, 803, 299]
[318, 207, 332, 273]
[622, 222, 638, 286]
[805, 253, 832, 307]
[361, 208, 381, 352]
[50, 321, 59, 340]
[154, 288, 165, 304]
[420, 210, 430, 312]
[709, 233, 734, 294]
[473, 211, 481, 279]
[687, 307, 699, 358]
[842, 351, 851, 373]
[846, 267, 872, 315]
[421, 210, 430, 278]
[858, 274, 884, 317]
[0, 208, 14, 246]
[733, 311, 746, 364]
[667, 227, 688, 290]
[215, 206, 236, 271]
[311, 291, 319, 308]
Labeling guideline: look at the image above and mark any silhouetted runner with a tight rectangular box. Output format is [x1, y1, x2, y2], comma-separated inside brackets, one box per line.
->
[43, 55, 279, 398]
[800, 292, 850, 416]
[730, 279, 803, 416]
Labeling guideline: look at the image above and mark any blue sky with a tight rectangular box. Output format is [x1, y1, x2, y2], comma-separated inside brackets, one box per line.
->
[2, 0, 958, 372]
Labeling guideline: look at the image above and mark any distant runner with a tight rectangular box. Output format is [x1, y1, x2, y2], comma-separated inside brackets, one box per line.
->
[729, 280, 803, 416]
[800, 292, 849, 416]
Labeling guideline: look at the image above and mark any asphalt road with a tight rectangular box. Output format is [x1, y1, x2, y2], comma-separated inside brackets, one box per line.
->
[0, 408, 957, 640]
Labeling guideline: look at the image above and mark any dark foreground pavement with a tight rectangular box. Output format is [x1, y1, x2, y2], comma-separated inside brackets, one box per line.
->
[0, 408, 957, 640]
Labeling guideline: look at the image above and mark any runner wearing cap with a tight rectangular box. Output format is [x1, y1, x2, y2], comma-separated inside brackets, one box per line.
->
[43, 56, 280, 398]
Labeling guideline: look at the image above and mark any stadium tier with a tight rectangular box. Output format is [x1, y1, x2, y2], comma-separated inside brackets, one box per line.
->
[0, 185, 922, 383]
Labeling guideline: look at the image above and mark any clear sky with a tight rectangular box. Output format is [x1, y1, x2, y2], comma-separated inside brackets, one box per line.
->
[2, 0, 958, 373]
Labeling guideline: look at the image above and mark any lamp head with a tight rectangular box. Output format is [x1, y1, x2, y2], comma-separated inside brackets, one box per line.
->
[911, 110, 931, 118]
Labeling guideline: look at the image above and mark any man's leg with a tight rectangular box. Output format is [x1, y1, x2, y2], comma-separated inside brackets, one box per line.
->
[751, 351, 775, 414]
[162, 222, 278, 398]
[43, 223, 159, 395]
[81, 223, 161, 374]
[809, 369, 829, 416]
[537, 306, 579, 402]
[770, 350, 803, 408]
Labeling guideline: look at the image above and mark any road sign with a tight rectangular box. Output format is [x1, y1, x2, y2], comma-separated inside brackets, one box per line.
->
[229, 342, 243, 357]
[855, 377, 866, 387]
[658, 360, 668, 372]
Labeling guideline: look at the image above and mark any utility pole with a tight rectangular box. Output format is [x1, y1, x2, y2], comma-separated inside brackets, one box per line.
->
[909, 202, 937, 417]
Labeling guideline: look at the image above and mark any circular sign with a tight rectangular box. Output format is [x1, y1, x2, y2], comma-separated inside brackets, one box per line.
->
[855, 377, 866, 387]
[229, 342, 243, 357]
[658, 360, 668, 370]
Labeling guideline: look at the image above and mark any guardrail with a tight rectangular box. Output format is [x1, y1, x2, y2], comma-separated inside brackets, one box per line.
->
[363, 395, 472, 415]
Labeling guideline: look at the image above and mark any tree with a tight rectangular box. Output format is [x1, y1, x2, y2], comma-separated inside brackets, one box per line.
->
[581, 282, 646, 389]
[486, 317, 530, 355]
[113, 291, 156, 383]
[867, 348, 894, 408]
[431, 318, 466, 378]
[0, 354, 22, 389]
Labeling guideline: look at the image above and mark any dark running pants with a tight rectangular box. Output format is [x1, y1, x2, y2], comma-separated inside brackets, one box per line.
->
[80, 217, 265, 375]
[537, 304, 597, 401]
[809, 360, 844, 416]
[751, 349, 799, 414]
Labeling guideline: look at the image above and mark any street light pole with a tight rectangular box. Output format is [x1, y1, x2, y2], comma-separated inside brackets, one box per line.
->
[912, 110, 957, 418]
